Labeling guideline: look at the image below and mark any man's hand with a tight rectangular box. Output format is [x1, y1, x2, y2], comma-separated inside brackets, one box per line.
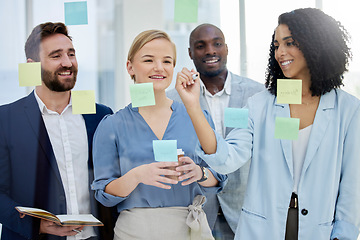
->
[39, 219, 84, 237]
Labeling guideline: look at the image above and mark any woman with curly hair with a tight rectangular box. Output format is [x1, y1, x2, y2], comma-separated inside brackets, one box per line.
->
[175, 8, 360, 240]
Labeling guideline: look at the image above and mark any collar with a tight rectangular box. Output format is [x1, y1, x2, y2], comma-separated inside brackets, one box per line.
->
[274, 89, 336, 110]
[129, 100, 177, 112]
[200, 72, 232, 96]
[34, 89, 72, 115]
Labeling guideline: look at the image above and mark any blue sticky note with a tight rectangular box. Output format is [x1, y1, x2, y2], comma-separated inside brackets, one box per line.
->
[174, 0, 198, 23]
[224, 108, 248, 128]
[64, 1, 88, 25]
[274, 117, 300, 140]
[153, 140, 177, 162]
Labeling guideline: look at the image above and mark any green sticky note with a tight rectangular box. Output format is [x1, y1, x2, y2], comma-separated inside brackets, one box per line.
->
[274, 117, 300, 140]
[18, 62, 42, 87]
[153, 140, 178, 162]
[71, 90, 96, 114]
[130, 83, 155, 108]
[64, 1, 88, 25]
[224, 108, 248, 128]
[174, 0, 198, 23]
[277, 79, 302, 104]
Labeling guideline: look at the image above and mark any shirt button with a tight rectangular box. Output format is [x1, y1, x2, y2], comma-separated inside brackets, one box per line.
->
[301, 209, 308, 215]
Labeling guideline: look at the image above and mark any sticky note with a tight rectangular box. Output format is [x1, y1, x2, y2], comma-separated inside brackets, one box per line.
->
[174, 0, 198, 23]
[277, 79, 302, 104]
[130, 83, 155, 108]
[71, 90, 96, 114]
[224, 108, 248, 128]
[18, 62, 42, 87]
[274, 117, 300, 140]
[153, 140, 178, 162]
[64, 1, 88, 25]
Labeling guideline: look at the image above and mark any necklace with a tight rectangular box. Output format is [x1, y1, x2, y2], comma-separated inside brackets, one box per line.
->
[301, 96, 320, 106]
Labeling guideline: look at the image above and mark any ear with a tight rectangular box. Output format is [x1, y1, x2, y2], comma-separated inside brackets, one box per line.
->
[27, 58, 35, 63]
[126, 60, 134, 76]
[188, 48, 193, 60]
[225, 44, 229, 55]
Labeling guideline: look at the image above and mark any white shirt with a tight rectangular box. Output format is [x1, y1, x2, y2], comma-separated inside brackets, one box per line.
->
[34, 91, 95, 240]
[292, 124, 312, 194]
[201, 74, 231, 138]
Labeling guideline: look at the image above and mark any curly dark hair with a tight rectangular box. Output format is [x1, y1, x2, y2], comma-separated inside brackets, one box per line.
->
[265, 8, 351, 96]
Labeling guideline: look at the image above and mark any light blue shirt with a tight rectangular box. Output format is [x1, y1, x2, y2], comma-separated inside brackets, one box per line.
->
[92, 101, 227, 213]
[196, 89, 360, 240]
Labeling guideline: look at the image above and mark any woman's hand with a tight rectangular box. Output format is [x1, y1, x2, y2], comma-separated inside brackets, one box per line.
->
[135, 162, 180, 189]
[106, 161, 181, 197]
[176, 157, 202, 186]
[175, 67, 201, 110]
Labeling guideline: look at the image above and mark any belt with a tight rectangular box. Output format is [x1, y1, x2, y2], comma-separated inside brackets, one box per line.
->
[289, 193, 298, 209]
[217, 206, 224, 216]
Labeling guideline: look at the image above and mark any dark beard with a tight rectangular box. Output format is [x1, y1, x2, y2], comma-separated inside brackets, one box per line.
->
[41, 67, 77, 92]
[201, 68, 225, 78]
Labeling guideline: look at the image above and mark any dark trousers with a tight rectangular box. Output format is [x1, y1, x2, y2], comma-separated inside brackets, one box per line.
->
[285, 207, 299, 240]
[212, 207, 235, 240]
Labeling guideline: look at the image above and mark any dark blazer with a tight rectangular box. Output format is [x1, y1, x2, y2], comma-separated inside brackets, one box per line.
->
[0, 91, 116, 240]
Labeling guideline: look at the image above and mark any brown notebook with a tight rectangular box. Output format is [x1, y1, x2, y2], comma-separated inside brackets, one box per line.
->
[15, 206, 104, 226]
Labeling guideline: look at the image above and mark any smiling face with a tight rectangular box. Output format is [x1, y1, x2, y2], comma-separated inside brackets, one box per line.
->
[39, 33, 78, 92]
[274, 24, 310, 81]
[127, 38, 175, 92]
[189, 25, 228, 78]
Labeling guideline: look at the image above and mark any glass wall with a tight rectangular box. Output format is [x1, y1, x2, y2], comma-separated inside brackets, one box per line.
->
[1, 0, 359, 110]
[0, 0, 359, 238]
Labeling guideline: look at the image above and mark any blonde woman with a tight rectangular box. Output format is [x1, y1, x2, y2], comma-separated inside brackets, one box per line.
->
[92, 30, 227, 240]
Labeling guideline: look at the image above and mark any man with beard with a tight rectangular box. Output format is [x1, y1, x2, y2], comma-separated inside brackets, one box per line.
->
[167, 23, 264, 239]
[0, 22, 115, 240]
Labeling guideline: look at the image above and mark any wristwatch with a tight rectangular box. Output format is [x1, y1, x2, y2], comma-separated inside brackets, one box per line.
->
[197, 166, 208, 182]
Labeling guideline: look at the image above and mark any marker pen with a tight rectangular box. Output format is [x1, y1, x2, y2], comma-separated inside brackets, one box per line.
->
[192, 73, 198, 80]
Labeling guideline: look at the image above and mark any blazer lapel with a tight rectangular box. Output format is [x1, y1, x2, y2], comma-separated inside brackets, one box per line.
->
[24, 92, 63, 184]
[199, 85, 210, 112]
[302, 91, 335, 173]
[275, 100, 294, 177]
[226, 73, 244, 136]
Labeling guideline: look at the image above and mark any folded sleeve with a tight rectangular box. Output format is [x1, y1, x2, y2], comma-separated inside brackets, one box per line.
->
[91, 115, 127, 207]
[331, 105, 360, 239]
[196, 106, 253, 175]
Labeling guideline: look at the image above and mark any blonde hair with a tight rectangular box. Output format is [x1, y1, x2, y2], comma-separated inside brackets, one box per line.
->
[127, 30, 177, 80]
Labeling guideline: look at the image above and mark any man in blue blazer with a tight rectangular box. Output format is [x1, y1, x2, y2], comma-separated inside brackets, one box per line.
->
[0, 22, 115, 240]
[167, 23, 264, 239]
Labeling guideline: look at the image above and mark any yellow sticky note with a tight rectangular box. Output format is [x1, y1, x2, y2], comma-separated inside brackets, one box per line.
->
[277, 79, 302, 104]
[18, 62, 42, 87]
[71, 90, 96, 114]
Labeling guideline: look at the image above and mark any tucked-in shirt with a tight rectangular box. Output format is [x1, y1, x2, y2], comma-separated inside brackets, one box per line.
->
[91, 101, 227, 213]
[201, 74, 231, 138]
[292, 124, 312, 194]
[34, 91, 95, 240]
